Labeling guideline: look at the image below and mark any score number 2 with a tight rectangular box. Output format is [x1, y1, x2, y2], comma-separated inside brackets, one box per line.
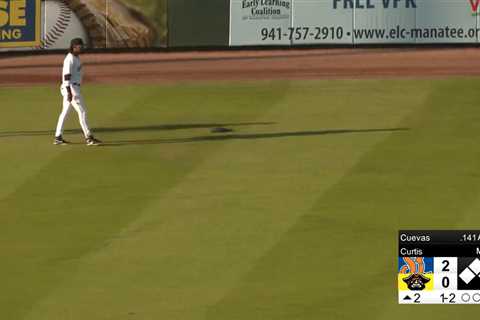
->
[439, 258, 456, 303]
[441, 260, 450, 288]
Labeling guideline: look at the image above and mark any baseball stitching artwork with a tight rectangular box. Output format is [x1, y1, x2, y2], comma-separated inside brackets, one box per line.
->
[40, 0, 156, 49]
[40, 0, 88, 49]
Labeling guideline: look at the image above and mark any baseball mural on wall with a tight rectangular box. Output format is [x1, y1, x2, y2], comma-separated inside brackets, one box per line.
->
[70, 0, 157, 48]
[121, 0, 167, 46]
[40, 0, 89, 49]
[0, 0, 159, 50]
[40, 0, 156, 49]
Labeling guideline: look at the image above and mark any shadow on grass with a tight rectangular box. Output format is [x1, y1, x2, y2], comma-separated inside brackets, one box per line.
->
[0, 122, 276, 138]
[100, 128, 409, 146]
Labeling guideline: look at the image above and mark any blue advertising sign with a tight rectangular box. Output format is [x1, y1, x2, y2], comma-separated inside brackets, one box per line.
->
[0, 0, 41, 47]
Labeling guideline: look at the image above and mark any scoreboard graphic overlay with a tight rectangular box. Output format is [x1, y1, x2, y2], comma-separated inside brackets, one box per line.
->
[399, 230, 480, 304]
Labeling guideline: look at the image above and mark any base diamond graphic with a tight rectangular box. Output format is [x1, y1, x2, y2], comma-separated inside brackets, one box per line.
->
[460, 268, 476, 284]
[468, 258, 480, 274]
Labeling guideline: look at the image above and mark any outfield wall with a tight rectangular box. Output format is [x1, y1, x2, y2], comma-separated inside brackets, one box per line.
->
[0, 0, 168, 50]
[1, 0, 480, 51]
[168, 0, 229, 47]
[230, 0, 480, 45]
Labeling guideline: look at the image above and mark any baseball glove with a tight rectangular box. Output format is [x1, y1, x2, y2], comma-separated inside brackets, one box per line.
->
[67, 0, 157, 48]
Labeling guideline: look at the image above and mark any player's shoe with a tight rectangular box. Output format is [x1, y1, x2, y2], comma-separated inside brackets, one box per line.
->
[86, 136, 102, 146]
[53, 136, 69, 145]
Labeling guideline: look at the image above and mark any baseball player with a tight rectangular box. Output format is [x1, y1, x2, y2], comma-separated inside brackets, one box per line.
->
[54, 38, 101, 146]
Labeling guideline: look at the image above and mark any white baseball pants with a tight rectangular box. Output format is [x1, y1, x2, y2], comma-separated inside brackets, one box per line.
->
[55, 84, 92, 138]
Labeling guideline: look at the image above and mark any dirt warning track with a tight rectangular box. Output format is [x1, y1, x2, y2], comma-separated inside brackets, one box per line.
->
[1, 48, 480, 86]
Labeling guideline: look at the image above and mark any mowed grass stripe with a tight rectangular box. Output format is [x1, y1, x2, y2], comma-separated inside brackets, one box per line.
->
[0, 86, 76, 201]
[0, 85, 156, 201]
[207, 79, 480, 320]
[20, 80, 424, 320]
[365, 79, 480, 320]
[0, 82, 290, 320]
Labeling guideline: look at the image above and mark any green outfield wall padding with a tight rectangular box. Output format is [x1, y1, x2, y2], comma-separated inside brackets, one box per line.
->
[168, 0, 229, 47]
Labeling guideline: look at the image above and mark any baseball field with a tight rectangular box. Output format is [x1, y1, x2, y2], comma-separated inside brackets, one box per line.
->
[1, 48, 480, 319]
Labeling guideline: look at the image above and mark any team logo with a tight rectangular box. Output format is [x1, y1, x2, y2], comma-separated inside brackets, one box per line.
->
[402, 273, 431, 291]
[469, 0, 480, 15]
[398, 257, 434, 291]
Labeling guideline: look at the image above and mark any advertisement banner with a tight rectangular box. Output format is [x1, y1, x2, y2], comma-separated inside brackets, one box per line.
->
[0, 0, 41, 48]
[292, 0, 353, 44]
[415, 0, 477, 43]
[230, 0, 480, 45]
[351, 0, 416, 44]
[230, 0, 293, 45]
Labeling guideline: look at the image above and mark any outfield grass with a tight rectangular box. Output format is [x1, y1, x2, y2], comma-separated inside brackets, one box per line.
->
[1, 79, 479, 319]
